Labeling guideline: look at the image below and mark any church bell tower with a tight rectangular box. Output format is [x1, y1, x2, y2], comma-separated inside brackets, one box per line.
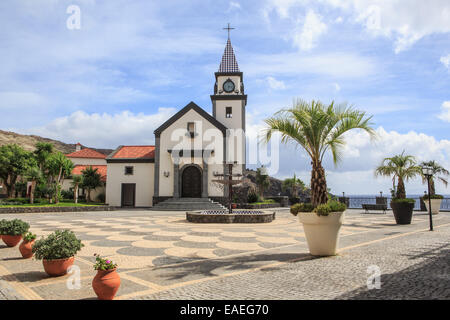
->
[211, 25, 247, 173]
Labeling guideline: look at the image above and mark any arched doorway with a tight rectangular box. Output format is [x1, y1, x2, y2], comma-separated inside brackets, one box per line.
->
[181, 165, 202, 198]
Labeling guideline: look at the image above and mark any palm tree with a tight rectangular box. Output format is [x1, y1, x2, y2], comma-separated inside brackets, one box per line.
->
[375, 151, 421, 199]
[419, 160, 449, 195]
[26, 166, 42, 204]
[71, 175, 83, 204]
[81, 166, 102, 203]
[34, 142, 54, 171]
[46, 152, 74, 203]
[264, 99, 376, 207]
[255, 167, 270, 200]
[282, 173, 305, 198]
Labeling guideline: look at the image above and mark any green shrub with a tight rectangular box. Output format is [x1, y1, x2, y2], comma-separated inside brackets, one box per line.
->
[23, 232, 37, 242]
[247, 191, 260, 203]
[61, 189, 73, 200]
[327, 200, 347, 212]
[0, 219, 30, 236]
[422, 194, 444, 200]
[290, 203, 314, 216]
[312, 200, 346, 216]
[32, 230, 84, 260]
[314, 203, 331, 216]
[391, 198, 415, 204]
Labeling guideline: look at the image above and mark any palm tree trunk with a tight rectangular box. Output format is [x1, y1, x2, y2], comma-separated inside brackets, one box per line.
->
[74, 184, 78, 204]
[87, 188, 91, 203]
[396, 177, 406, 199]
[430, 179, 436, 196]
[311, 160, 328, 207]
[30, 181, 36, 204]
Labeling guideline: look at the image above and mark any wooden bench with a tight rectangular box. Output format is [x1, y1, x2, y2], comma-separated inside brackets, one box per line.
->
[362, 204, 387, 214]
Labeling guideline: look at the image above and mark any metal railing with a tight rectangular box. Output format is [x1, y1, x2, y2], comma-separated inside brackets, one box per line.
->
[346, 196, 450, 211]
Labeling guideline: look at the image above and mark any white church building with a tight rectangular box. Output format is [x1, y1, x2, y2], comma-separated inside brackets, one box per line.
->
[105, 37, 247, 208]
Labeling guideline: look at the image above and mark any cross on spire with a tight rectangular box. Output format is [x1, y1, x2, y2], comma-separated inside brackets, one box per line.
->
[223, 23, 235, 39]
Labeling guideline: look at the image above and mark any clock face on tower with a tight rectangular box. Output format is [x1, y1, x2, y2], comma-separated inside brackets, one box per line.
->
[223, 79, 235, 93]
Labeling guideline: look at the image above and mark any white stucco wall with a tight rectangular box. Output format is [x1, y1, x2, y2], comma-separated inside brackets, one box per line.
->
[67, 158, 107, 166]
[105, 162, 154, 207]
[158, 108, 225, 197]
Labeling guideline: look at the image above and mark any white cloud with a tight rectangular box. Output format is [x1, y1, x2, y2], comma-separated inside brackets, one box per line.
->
[20, 108, 177, 149]
[293, 10, 327, 51]
[329, 0, 450, 53]
[441, 54, 450, 69]
[228, 1, 241, 11]
[266, 76, 287, 90]
[264, 0, 450, 53]
[438, 101, 450, 122]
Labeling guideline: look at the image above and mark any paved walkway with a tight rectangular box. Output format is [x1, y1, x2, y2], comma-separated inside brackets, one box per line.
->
[0, 209, 449, 300]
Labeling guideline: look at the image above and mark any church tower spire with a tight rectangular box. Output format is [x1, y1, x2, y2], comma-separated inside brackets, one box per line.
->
[218, 39, 240, 73]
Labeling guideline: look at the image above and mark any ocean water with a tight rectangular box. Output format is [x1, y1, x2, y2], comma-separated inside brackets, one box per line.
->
[344, 194, 450, 210]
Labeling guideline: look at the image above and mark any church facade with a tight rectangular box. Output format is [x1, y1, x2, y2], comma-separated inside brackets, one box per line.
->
[105, 38, 247, 207]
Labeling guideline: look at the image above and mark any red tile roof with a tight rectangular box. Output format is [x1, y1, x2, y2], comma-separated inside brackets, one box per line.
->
[112, 146, 155, 159]
[66, 148, 106, 159]
[72, 165, 107, 182]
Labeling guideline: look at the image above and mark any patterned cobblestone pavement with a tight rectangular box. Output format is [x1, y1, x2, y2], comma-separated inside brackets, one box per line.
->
[0, 208, 449, 300]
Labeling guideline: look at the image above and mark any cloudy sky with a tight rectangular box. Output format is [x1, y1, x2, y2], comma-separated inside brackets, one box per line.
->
[1, 0, 449, 195]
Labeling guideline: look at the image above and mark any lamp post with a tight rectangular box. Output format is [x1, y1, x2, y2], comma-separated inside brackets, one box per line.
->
[421, 165, 434, 231]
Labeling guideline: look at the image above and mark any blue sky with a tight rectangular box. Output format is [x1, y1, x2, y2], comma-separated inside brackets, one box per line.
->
[1, 0, 449, 195]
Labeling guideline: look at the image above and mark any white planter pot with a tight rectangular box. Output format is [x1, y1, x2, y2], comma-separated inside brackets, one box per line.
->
[424, 199, 442, 215]
[298, 211, 344, 256]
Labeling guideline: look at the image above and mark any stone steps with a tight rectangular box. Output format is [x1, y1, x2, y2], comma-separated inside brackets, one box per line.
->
[151, 198, 226, 211]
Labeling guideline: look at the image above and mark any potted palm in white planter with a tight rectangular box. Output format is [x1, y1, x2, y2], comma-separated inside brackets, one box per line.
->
[265, 99, 375, 256]
[291, 201, 346, 256]
[420, 160, 448, 215]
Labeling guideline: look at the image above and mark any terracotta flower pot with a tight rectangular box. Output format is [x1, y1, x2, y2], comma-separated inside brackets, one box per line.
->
[92, 268, 121, 300]
[19, 240, 35, 259]
[2, 235, 23, 247]
[43, 257, 75, 277]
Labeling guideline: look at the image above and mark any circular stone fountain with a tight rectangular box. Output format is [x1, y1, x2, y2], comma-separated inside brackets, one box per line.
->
[186, 210, 276, 223]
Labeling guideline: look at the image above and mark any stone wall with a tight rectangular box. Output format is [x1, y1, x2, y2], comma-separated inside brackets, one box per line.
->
[0, 206, 114, 214]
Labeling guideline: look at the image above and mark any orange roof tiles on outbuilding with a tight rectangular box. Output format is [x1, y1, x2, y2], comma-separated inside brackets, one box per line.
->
[72, 165, 107, 182]
[66, 148, 106, 159]
[111, 146, 155, 159]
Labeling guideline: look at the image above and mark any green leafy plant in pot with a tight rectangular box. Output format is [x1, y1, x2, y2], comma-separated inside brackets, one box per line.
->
[32, 230, 83, 277]
[92, 254, 121, 300]
[375, 152, 421, 225]
[0, 219, 30, 247]
[20, 232, 37, 259]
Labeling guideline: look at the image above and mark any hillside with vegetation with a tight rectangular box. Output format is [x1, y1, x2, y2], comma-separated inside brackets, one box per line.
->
[0, 130, 113, 155]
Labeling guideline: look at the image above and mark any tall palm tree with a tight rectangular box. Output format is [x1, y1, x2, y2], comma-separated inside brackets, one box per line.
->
[81, 166, 102, 203]
[419, 160, 449, 195]
[71, 175, 83, 204]
[375, 151, 421, 199]
[264, 99, 376, 207]
[46, 152, 74, 203]
[26, 166, 42, 204]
